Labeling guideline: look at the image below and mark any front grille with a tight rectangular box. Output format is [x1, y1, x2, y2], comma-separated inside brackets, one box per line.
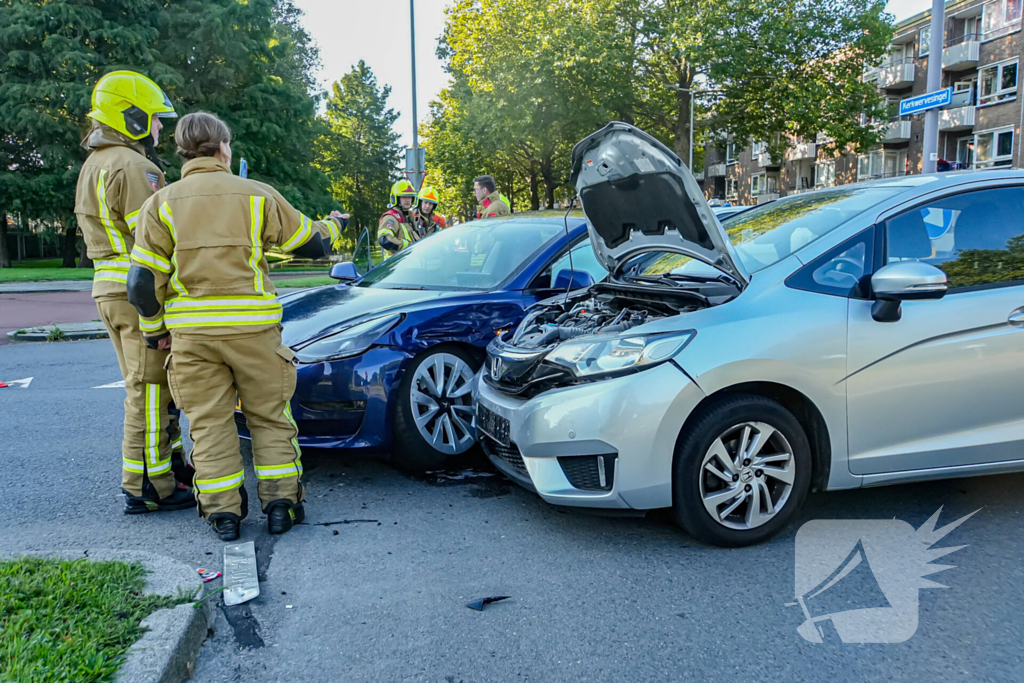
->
[558, 454, 616, 491]
[482, 437, 527, 474]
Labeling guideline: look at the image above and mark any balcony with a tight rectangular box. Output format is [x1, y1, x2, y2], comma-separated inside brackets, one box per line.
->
[942, 35, 980, 71]
[939, 105, 976, 132]
[875, 60, 916, 89]
[694, 171, 705, 181]
[882, 120, 912, 143]
[790, 141, 816, 160]
[757, 153, 780, 168]
[707, 163, 727, 178]
[754, 193, 780, 205]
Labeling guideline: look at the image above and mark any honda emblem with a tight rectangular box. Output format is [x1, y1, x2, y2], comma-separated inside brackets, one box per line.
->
[490, 358, 503, 381]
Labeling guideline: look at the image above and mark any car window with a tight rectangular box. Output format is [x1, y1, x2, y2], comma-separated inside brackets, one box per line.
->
[356, 219, 565, 291]
[786, 228, 874, 298]
[540, 239, 608, 286]
[884, 186, 1024, 290]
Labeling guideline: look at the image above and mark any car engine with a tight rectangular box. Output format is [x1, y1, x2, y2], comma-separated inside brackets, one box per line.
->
[510, 298, 658, 349]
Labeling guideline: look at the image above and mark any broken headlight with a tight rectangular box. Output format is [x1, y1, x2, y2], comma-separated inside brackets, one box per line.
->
[544, 330, 695, 379]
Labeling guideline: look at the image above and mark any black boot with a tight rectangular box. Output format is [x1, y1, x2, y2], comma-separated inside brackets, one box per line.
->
[265, 500, 304, 535]
[210, 513, 241, 541]
[171, 450, 195, 488]
[123, 486, 197, 514]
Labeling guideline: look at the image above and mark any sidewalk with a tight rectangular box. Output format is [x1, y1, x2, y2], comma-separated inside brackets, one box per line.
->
[0, 281, 92, 293]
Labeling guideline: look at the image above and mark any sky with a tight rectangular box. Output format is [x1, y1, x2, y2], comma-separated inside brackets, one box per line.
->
[294, 0, 933, 148]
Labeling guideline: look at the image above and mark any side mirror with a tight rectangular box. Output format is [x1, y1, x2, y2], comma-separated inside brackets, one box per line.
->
[553, 269, 595, 291]
[329, 262, 359, 282]
[870, 261, 947, 322]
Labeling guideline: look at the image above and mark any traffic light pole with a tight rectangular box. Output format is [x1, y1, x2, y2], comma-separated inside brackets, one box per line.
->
[922, 0, 944, 174]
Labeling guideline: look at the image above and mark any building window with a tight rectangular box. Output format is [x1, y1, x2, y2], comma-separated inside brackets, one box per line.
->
[814, 160, 836, 188]
[974, 126, 1014, 167]
[751, 172, 764, 194]
[726, 142, 737, 164]
[957, 136, 975, 166]
[982, 0, 1022, 40]
[979, 59, 1018, 105]
[919, 26, 931, 56]
[725, 177, 739, 202]
[857, 150, 885, 180]
[751, 141, 767, 160]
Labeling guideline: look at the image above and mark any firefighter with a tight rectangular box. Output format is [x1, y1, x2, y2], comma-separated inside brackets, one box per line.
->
[414, 185, 448, 235]
[74, 70, 195, 514]
[127, 112, 346, 541]
[473, 175, 511, 219]
[378, 180, 418, 256]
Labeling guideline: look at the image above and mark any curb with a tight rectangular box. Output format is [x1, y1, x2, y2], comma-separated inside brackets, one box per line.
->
[0, 549, 210, 683]
[7, 321, 108, 342]
[0, 281, 93, 293]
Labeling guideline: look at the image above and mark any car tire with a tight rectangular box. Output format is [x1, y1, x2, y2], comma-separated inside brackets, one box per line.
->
[391, 344, 481, 472]
[672, 394, 812, 548]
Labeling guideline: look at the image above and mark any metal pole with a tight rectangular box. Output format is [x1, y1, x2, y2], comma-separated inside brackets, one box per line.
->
[689, 91, 694, 171]
[922, 0, 944, 174]
[410, 0, 421, 190]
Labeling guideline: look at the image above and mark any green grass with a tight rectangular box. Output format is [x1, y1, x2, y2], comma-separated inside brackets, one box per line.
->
[277, 276, 336, 288]
[0, 557, 189, 683]
[11, 259, 63, 269]
[0, 267, 94, 283]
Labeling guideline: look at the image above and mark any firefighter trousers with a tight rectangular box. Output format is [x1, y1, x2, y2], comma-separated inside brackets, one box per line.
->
[166, 326, 303, 518]
[97, 298, 181, 499]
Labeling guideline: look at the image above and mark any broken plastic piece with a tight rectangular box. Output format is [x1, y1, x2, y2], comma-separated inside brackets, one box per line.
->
[466, 596, 510, 611]
[223, 541, 260, 606]
[197, 567, 222, 583]
[313, 519, 378, 527]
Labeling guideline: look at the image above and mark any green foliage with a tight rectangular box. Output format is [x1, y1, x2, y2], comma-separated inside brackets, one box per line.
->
[316, 61, 403, 235]
[45, 325, 65, 341]
[0, 0, 337, 264]
[0, 266, 94, 282]
[0, 557, 186, 683]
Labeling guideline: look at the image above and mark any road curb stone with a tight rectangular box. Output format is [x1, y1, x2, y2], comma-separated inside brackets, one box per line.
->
[0, 548, 210, 683]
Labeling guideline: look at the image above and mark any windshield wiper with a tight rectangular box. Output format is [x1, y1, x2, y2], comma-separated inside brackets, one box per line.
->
[388, 286, 428, 290]
[658, 272, 741, 286]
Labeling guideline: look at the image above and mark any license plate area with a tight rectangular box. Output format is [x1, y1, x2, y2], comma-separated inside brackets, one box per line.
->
[477, 403, 510, 447]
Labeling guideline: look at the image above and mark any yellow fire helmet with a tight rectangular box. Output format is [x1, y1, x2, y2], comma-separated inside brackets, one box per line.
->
[88, 71, 177, 141]
[418, 185, 441, 207]
[389, 179, 418, 207]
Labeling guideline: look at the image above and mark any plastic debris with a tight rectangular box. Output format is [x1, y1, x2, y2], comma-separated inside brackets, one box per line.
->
[312, 519, 378, 527]
[466, 596, 510, 611]
[285, 605, 293, 609]
[197, 567, 222, 583]
[223, 541, 259, 606]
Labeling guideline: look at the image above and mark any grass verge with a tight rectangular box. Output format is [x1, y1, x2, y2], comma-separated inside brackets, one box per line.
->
[277, 276, 335, 288]
[0, 266, 93, 283]
[0, 557, 189, 683]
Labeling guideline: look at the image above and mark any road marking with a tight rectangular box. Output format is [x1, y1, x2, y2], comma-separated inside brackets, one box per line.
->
[93, 380, 125, 389]
[2, 377, 33, 389]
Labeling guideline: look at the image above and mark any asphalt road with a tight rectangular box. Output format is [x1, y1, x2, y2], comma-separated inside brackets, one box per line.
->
[1, 339, 1022, 682]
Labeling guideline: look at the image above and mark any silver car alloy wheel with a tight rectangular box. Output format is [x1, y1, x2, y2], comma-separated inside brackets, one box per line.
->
[410, 352, 477, 455]
[699, 421, 795, 530]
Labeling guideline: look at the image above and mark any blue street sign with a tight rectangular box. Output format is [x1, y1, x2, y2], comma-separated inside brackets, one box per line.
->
[239, 158, 248, 179]
[899, 87, 953, 117]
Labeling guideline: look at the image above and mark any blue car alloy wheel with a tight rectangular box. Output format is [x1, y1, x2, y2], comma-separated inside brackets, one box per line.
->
[391, 345, 480, 471]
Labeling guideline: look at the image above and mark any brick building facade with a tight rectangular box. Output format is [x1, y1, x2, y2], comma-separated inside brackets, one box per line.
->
[700, 0, 1023, 204]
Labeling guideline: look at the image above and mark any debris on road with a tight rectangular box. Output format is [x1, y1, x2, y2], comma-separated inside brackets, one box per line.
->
[310, 519, 379, 527]
[465, 596, 510, 611]
[223, 542, 259, 606]
[197, 567, 222, 582]
[0, 377, 33, 389]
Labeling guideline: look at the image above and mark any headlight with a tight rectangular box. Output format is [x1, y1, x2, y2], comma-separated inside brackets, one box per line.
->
[544, 330, 695, 379]
[294, 314, 402, 363]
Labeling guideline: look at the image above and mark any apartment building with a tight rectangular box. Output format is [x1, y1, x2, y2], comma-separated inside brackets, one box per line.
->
[701, 0, 1023, 204]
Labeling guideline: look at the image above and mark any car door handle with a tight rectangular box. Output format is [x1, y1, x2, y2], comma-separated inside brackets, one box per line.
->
[1009, 311, 1024, 326]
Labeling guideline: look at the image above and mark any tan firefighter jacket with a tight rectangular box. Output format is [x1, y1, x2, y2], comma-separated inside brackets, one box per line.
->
[74, 124, 166, 300]
[475, 191, 511, 219]
[130, 157, 342, 337]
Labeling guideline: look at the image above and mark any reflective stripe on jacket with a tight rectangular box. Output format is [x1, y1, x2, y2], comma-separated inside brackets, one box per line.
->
[75, 124, 166, 301]
[131, 157, 341, 336]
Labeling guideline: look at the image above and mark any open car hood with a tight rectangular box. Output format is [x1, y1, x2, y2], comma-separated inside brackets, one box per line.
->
[570, 122, 749, 286]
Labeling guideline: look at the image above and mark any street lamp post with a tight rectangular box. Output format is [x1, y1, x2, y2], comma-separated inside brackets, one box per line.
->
[922, 0, 945, 174]
[409, 0, 423, 191]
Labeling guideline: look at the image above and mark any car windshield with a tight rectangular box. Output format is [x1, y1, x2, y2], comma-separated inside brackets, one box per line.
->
[356, 218, 567, 291]
[628, 186, 904, 278]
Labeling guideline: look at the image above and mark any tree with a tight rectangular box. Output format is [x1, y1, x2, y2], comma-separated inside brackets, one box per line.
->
[315, 61, 402, 236]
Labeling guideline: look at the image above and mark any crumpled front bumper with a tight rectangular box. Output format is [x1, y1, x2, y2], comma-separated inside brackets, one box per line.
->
[475, 361, 705, 510]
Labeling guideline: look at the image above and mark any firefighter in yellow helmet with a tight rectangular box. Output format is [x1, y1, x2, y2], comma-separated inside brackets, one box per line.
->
[127, 112, 345, 541]
[414, 185, 448, 234]
[74, 70, 196, 514]
[377, 180, 417, 257]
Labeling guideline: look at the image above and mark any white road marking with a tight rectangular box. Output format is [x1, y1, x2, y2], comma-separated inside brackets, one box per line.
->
[4, 377, 33, 389]
[93, 380, 125, 389]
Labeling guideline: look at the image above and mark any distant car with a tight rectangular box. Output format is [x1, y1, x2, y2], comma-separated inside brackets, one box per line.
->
[478, 121, 1024, 547]
[236, 214, 607, 471]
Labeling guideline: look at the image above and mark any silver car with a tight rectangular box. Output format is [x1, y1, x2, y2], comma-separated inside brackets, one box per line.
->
[476, 122, 1024, 547]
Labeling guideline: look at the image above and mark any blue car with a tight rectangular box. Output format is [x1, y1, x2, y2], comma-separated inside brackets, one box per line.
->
[236, 212, 607, 470]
